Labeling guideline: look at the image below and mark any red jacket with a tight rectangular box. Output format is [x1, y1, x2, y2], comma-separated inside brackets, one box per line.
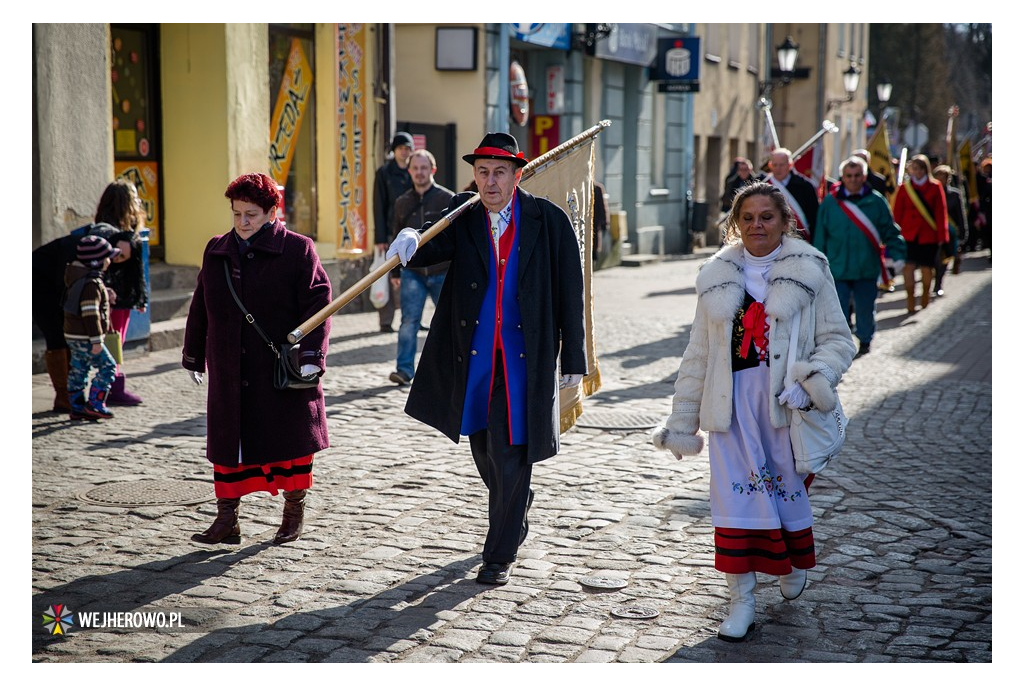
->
[893, 178, 949, 244]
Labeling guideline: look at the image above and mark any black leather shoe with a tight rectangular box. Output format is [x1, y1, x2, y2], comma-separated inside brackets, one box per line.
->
[476, 562, 511, 585]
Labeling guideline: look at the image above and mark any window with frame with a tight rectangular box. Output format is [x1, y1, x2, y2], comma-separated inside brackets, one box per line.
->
[704, 25, 721, 63]
[269, 24, 317, 238]
[727, 24, 741, 69]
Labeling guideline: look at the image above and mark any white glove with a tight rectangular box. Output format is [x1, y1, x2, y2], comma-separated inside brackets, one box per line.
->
[188, 370, 204, 385]
[559, 374, 584, 389]
[386, 228, 420, 266]
[778, 382, 811, 410]
[891, 260, 905, 272]
[299, 364, 320, 377]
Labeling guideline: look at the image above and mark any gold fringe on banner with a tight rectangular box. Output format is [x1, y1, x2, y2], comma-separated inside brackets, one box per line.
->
[521, 130, 605, 433]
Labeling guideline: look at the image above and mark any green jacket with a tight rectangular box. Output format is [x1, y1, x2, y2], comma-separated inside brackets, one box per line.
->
[814, 188, 906, 281]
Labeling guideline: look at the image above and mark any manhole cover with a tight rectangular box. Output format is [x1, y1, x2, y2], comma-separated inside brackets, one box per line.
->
[611, 605, 659, 620]
[579, 576, 628, 590]
[77, 480, 213, 507]
[575, 409, 660, 431]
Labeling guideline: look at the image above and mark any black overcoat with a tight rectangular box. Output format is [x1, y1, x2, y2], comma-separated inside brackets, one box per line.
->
[181, 220, 332, 467]
[403, 188, 586, 464]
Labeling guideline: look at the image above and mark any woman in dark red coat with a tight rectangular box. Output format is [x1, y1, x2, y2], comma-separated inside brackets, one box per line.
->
[182, 173, 332, 545]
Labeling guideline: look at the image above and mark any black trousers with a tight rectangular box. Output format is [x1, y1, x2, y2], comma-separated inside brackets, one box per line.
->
[468, 359, 532, 564]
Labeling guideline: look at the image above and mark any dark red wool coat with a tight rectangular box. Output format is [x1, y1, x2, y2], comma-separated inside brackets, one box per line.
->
[182, 220, 332, 467]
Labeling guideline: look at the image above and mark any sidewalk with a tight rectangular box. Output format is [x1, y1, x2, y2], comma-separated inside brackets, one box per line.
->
[30, 250, 992, 664]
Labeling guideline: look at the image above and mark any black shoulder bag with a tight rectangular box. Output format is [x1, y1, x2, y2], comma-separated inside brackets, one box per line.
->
[223, 262, 320, 390]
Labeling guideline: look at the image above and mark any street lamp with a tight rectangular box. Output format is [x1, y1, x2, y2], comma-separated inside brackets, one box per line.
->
[877, 76, 894, 128]
[826, 63, 861, 110]
[876, 77, 892, 106]
[758, 36, 800, 107]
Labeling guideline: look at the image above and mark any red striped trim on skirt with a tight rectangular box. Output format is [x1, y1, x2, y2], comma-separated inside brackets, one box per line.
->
[212, 454, 313, 498]
[714, 474, 817, 575]
[714, 526, 815, 575]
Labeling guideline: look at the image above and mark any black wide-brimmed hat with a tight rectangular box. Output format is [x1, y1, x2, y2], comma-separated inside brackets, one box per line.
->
[462, 132, 529, 168]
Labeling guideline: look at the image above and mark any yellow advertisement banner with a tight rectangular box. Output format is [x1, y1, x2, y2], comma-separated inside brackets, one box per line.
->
[114, 161, 160, 246]
[336, 24, 370, 255]
[269, 38, 313, 187]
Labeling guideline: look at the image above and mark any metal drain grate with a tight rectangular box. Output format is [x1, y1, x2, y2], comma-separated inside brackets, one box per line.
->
[77, 480, 213, 507]
[575, 409, 660, 431]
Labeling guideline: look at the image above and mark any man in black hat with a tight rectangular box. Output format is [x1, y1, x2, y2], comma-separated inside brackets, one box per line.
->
[372, 131, 414, 332]
[387, 132, 587, 585]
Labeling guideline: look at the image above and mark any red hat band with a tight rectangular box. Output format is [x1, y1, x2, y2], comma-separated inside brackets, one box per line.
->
[473, 147, 526, 161]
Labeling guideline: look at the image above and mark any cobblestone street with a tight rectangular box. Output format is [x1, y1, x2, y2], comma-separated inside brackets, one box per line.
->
[30, 249, 994, 667]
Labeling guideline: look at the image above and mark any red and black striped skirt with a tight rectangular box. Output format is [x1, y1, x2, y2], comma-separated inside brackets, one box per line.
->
[714, 473, 817, 575]
[212, 454, 314, 498]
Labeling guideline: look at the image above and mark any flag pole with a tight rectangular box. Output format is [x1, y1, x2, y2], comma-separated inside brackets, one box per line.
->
[287, 120, 613, 344]
[791, 119, 839, 161]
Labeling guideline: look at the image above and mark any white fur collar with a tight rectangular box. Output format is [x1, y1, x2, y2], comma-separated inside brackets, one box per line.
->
[695, 238, 830, 323]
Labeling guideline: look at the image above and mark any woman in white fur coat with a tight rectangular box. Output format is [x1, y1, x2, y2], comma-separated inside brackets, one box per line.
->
[652, 182, 855, 642]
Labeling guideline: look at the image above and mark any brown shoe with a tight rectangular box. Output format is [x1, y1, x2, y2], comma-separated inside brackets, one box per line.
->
[192, 498, 241, 544]
[273, 490, 306, 544]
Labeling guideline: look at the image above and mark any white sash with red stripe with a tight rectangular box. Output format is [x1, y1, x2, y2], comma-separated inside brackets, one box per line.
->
[831, 188, 892, 286]
[768, 175, 810, 240]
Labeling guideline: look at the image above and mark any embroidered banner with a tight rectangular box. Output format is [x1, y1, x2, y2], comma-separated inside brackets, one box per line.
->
[520, 139, 600, 433]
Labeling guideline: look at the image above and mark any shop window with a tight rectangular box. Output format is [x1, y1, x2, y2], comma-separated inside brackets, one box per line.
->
[269, 24, 317, 238]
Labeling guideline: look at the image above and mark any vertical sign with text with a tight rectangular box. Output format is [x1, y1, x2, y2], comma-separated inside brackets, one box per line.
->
[337, 24, 369, 254]
[268, 39, 313, 187]
[530, 115, 560, 160]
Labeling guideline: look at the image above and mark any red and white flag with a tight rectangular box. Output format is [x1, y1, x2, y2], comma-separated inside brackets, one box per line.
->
[794, 136, 827, 200]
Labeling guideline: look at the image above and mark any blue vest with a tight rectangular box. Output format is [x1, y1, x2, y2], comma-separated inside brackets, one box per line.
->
[460, 197, 528, 443]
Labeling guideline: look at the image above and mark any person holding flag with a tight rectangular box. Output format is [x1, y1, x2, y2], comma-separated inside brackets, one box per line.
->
[814, 156, 906, 359]
[762, 148, 820, 242]
[893, 155, 949, 313]
[386, 132, 586, 586]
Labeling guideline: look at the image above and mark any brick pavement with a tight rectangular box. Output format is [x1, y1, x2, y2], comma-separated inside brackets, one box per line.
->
[30, 250, 993, 664]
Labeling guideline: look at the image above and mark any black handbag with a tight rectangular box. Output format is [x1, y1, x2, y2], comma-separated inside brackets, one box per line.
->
[223, 262, 320, 390]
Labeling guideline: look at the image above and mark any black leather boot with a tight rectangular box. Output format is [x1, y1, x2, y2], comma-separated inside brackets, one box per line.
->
[191, 498, 241, 544]
[273, 490, 306, 544]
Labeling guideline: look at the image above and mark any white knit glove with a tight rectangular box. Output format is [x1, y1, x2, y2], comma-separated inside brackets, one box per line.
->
[299, 364, 320, 377]
[778, 382, 812, 410]
[188, 370, 204, 385]
[386, 228, 421, 266]
[559, 374, 584, 389]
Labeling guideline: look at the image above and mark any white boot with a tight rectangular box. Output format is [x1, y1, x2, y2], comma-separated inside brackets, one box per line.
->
[718, 572, 756, 642]
[779, 568, 807, 600]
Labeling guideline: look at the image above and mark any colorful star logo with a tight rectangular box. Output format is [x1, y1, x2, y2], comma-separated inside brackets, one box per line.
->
[42, 604, 74, 635]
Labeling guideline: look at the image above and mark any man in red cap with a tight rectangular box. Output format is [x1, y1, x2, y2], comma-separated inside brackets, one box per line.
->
[387, 132, 587, 585]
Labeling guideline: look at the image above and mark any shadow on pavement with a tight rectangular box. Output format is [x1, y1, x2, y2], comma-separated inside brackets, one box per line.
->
[161, 556, 487, 662]
[33, 545, 267, 655]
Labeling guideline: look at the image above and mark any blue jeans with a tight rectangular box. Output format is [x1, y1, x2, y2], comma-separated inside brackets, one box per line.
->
[834, 278, 878, 346]
[396, 269, 447, 378]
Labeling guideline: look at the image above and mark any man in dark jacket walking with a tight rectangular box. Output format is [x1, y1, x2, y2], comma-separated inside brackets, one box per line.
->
[387, 148, 454, 386]
[387, 132, 586, 585]
[373, 132, 414, 332]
